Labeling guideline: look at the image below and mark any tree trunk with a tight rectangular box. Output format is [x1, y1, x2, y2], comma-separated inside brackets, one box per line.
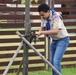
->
[23, 0, 31, 75]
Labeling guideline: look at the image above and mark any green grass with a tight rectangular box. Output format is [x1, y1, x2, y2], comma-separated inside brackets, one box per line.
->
[62, 67, 76, 75]
[7, 67, 76, 75]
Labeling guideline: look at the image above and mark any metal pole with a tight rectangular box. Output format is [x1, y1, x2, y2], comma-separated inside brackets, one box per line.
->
[48, 0, 54, 69]
[2, 41, 23, 75]
[48, 0, 54, 9]
[16, 31, 62, 75]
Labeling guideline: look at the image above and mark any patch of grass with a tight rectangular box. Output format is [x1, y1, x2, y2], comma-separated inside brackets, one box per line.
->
[62, 67, 76, 75]
[29, 67, 76, 75]
[6, 67, 76, 75]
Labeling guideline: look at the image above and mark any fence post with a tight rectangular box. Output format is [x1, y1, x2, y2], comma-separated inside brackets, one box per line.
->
[48, 0, 54, 9]
[47, 0, 54, 69]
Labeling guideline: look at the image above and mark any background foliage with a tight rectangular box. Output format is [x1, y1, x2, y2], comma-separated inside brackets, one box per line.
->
[12, 0, 39, 4]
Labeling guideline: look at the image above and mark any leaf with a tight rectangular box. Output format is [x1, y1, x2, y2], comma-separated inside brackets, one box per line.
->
[21, 0, 25, 4]
[21, 0, 39, 4]
[34, 0, 39, 3]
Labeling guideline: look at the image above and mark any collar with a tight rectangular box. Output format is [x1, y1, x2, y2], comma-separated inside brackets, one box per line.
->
[47, 10, 52, 21]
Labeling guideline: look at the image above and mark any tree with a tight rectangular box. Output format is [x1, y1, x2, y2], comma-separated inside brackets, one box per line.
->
[23, 0, 30, 75]
[23, 0, 39, 75]
[12, 0, 39, 75]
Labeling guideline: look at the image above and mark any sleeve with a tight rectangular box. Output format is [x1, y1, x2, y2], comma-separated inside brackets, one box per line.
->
[53, 15, 63, 29]
[41, 18, 46, 27]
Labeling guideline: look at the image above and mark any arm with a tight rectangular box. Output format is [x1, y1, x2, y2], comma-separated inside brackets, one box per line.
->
[36, 27, 45, 36]
[40, 28, 59, 35]
[36, 28, 59, 35]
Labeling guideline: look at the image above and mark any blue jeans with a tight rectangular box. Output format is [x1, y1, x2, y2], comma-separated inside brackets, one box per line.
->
[50, 36, 70, 75]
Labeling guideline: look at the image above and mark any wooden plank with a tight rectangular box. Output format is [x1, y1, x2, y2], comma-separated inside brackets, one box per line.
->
[29, 52, 45, 56]
[62, 15, 76, 19]
[0, 23, 24, 28]
[0, 60, 44, 66]
[0, 45, 45, 51]
[62, 64, 76, 68]
[0, 8, 38, 12]
[0, 66, 45, 74]
[0, 46, 19, 51]
[0, 15, 40, 19]
[67, 29, 76, 33]
[68, 43, 76, 47]
[55, 8, 76, 12]
[0, 38, 21, 43]
[29, 59, 44, 64]
[29, 66, 45, 71]
[70, 37, 76, 40]
[0, 31, 24, 35]
[55, 0, 76, 4]
[0, 52, 45, 58]
[0, 59, 44, 66]
[64, 22, 76, 26]
[0, 38, 45, 43]
[0, 61, 20, 66]
[65, 50, 76, 54]
[62, 57, 76, 62]
[0, 23, 40, 28]
[0, 7, 25, 11]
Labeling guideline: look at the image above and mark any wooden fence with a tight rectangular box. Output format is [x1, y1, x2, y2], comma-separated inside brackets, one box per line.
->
[0, 0, 46, 75]
[54, 0, 76, 67]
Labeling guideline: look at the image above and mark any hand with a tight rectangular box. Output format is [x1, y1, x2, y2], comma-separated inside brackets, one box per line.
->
[36, 35, 40, 41]
[35, 31, 42, 36]
[35, 31, 42, 41]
